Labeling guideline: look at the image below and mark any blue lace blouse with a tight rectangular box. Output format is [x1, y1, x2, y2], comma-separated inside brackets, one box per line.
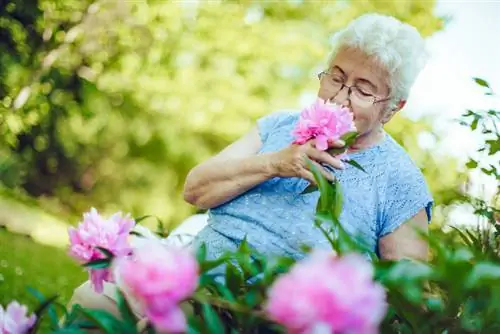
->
[192, 110, 433, 263]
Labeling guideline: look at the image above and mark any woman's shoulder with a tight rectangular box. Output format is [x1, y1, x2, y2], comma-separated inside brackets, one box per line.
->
[377, 134, 430, 193]
[256, 109, 300, 144]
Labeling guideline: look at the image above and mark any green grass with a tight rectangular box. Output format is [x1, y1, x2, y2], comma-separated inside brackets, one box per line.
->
[0, 228, 86, 329]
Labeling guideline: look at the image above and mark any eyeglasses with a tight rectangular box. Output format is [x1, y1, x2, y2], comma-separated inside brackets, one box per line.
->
[317, 71, 391, 108]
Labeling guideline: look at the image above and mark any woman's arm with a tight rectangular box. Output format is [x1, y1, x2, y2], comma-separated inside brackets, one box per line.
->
[183, 126, 272, 210]
[183, 126, 345, 210]
[378, 209, 429, 261]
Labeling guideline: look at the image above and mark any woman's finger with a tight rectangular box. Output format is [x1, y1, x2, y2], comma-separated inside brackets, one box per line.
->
[299, 169, 317, 185]
[307, 148, 345, 170]
[309, 160, 335, 182]
[327, 138, 346, 148]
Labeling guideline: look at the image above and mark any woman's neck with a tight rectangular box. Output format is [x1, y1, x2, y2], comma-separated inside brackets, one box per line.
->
[350, 127, 385, 152]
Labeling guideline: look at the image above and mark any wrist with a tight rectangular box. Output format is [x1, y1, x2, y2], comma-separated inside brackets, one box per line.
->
[261, 152, 280, 178]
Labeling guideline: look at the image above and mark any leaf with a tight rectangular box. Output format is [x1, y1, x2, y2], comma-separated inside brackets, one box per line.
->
[27, 293, 59, 333]
[196, 243, 207, 263]
[301, 184, 318, 194]
[199, 253, 230, 273]
[486, 139, 499, 155]
[333, 180, 343, 222]
[473, 77, 490, 88]
[134, 215, 152, 223]
[202, 303, 225, 333]
[465, 159, 478, 169]
[471, 117, 479, 130]
[225, 262, 243, 297]
[83, 258, 111, 269]
[345, 159, 366, 173]
[27, 287, 60, 330]
[95, 247, 114, 259]
[466, 262, 500, 288]
[115, 289, 138, 332]
[341, 131, 358, 145]
[450, 226, 473, 248]
[77, 308, 124, 334]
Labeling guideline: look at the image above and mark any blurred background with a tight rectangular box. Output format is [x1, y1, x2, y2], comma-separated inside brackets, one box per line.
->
[0, 0, 498, 316]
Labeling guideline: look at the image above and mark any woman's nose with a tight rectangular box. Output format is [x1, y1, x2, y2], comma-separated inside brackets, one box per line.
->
[330, 86, 351, 108]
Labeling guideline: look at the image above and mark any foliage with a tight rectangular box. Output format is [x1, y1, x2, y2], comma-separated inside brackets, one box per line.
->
[0, 0, 463, 228]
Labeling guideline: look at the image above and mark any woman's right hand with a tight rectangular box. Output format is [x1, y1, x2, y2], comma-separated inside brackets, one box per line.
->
[268, 139, 346, 185]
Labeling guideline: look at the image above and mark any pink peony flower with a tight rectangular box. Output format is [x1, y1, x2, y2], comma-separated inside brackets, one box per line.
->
[265, 251, 387, 334]
[292, 98, 356, 151]
[115, 242, 199, 333]
[0, 301, 36, 334]
[68, 208, 135, 293]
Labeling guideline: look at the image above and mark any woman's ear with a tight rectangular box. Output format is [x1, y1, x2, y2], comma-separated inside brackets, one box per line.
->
[381, 99, 406, 124]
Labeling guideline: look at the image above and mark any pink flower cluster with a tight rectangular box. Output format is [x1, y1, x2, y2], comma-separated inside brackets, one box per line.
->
[265, 251, 387, 334]
[116, 242, 199, 333]
[292, 98, 356, 151]
[68, 208, 135, 293]
[0, 301, 36, 334]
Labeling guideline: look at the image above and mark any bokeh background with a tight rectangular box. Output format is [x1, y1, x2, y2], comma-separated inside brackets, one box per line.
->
[0, 0, 498, 320]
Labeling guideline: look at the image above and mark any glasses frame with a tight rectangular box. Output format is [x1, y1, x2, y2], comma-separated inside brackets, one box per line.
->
[317, 71, 391, 106]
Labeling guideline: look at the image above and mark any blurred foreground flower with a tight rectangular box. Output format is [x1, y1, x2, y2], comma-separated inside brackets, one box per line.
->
[115, 241, 199, 333]
[265, 251, 386, 334]
[68, 208, 135, 293]
[0, 301, 36, 334]
[292, 98, 356, 151]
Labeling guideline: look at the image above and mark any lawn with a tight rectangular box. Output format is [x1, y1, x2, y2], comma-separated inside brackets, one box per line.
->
[0, 228, 86, 328]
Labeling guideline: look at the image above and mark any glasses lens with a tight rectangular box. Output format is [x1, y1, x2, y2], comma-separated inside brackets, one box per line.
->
[350, 87, 374, 107]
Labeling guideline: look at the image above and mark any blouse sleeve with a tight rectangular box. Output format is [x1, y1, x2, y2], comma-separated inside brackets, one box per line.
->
[256, 111, 292, 144]
[378, 165, 433, 238]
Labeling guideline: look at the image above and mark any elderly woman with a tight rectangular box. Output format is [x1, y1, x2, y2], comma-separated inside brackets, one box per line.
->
[69, 12, 433, 321]
[185, 13, 432, 264]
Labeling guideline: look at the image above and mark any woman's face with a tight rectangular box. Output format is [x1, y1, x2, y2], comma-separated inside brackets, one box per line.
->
[317, 47, 392, 136]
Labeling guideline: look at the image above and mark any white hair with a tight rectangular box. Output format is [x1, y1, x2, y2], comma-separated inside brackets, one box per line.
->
[327, 13, 428, 107]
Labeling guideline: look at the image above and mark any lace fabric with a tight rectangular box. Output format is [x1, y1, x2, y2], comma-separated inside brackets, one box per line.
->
[192, 110, 433, 260]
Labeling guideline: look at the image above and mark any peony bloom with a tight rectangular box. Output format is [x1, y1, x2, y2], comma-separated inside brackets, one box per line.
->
[0, 301, 36, 334]
[115, 241, 199, 333]
[68, 208, 135, 293]
[265, 251, 387, 334]
[292, 98, 356, 151]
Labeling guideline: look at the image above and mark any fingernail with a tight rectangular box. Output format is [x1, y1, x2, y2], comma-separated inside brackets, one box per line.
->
[337, 140, 345, 146]
[339, 162, 345, 169]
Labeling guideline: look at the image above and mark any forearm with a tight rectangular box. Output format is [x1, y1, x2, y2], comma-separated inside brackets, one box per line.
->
[183, 153, 276, 209]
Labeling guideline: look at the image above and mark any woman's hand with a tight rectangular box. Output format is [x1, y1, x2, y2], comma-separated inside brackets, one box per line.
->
[268, 139, 346, 184]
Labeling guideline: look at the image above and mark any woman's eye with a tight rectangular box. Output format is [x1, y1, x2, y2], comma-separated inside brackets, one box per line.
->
[331, 76, 344, 84]
[356, 87, 372, 97]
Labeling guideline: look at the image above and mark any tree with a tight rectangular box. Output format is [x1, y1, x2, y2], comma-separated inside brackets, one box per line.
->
[0, 0, 461, 227]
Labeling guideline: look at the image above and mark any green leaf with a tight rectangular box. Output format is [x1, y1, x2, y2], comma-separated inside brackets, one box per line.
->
[83, 258, 111, 269]
[465, 159, 478, 169]
[333, 180, 343, 222]
[341, 131, 358, 145]
[345, 159, 367, 173]
[129, 230, 143, 237]
[466, 262, 500, 288]
[77, 308, 124, 334]
[199, 253, 230, 273]
[196, 243, 207, 263]
[471, 117, 479, 130]
[450, 226, 473, 248]
[27, 287, 60, 330]
[486, 139, 499, 155]
[115, 289, 138, 332]
[202, 303, 225, 333]
[134, 215, 152, 223]
[225, 262, 243, 297]
[301, 184, 318, 194]
[473, 77, 490, 88]
[95, 247, 114, 259]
